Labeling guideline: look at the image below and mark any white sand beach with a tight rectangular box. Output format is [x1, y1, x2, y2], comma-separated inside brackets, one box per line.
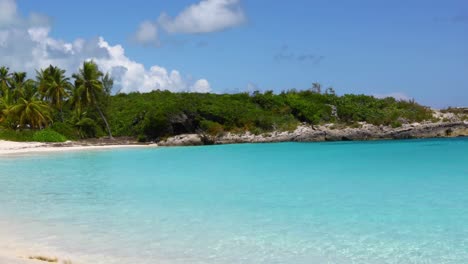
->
[0, 241, 77, 264]
[0, 140, 158, 156]
[0, 248, 44, 264]
[0, 255, 32, 264]
[0, 227, 65, 264]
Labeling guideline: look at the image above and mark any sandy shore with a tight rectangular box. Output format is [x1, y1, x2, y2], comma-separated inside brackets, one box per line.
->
[0, 243, 77, 264]
[0, 250, 42, 264]
[0, 255, 32, 264]
[0, 228, 65, 264]
[0, 140, 158, 156]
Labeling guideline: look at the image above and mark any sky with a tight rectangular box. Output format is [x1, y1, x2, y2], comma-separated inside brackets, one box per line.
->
[0, 0, 467, 107]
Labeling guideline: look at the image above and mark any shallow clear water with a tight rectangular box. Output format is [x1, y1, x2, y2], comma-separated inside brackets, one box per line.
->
[1, 138, 468, 264]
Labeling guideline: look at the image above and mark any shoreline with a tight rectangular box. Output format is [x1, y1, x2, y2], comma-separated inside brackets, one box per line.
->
[0, 121, 467, 155]
[0, 140, 158, 156]
[0, 224, 67, 264]
[158, 121, 468, 146]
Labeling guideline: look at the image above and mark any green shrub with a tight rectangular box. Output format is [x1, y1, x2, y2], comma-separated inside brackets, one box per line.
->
[32, 129, 67, 142]
[391, 121, 403, 128]
[51, 122, 78, 140]
[0, 129, 35, 142]
[250, 127, 263, 135]
[0, 128, 68, 142]
[199, 120, 224, 136]
[441, 107, 468, 114]
[137, 134, 147, 142]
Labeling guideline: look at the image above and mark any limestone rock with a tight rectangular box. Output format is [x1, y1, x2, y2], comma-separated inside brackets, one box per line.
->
[157, 122, 468, 146]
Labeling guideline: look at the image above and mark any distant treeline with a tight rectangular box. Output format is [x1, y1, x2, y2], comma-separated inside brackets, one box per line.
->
[109, 89, 433, 142]
[0, 63, 434, 142]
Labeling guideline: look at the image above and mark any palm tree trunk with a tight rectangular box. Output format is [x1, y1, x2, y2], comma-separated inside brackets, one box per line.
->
[60, 106, 64, 122]
[91, 92, 113, 139]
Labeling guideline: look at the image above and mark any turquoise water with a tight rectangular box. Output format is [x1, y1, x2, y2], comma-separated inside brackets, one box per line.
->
[1, 138, 468, 264]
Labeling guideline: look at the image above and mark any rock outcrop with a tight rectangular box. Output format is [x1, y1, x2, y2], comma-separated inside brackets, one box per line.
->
[157, 121, 468, 147]
[158, 134, 205, 146]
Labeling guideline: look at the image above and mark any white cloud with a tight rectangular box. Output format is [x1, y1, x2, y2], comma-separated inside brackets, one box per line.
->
[132, 20, 159, 46]
[0, 0, 210, 94]
[95, 37, 211, 93]
[0, 0, 17, 25]
[158, 0, 246, 34]
[191, 79, 211, 93]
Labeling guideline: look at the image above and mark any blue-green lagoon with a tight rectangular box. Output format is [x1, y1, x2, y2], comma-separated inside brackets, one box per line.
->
[1, 138, 467, 263]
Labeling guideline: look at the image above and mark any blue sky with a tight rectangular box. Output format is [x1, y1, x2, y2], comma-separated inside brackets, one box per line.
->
[3, 0, 468, 107]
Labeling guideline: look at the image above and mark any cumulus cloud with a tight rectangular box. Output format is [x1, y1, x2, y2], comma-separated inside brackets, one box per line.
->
[0, 0, 211, 94]
[132, 20, 159, 46]
[131, 0, 246, 47]
[158, 0, 246, 34]
[0, 0, 17, 25]
[94, 38, 211, 93]
[191, 79, 211, 93]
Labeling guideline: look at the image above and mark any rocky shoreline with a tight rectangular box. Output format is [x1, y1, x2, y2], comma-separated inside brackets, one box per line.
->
[158, 121, 468, 146]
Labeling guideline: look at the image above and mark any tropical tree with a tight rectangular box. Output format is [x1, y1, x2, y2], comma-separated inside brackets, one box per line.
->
[70, 109, 98, 138]
[97, 72, 113, 117]
[0, 66, 11, 98]
[102, 72, 114, 95]
[9, 72, 36, 103]
[325, 87, 336, 95]
[37, 65, 72, 120]
[67, 83, 82, 114]
[72, 61, 112, 138]
[0, 97, 9, 124]
[311, 82, 322, 94]
[6, 97, 52, 129]
[22, 80, 39, 101]
[0, 68, 13, 126]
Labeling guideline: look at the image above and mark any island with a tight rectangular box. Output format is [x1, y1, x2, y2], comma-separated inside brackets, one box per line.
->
[1, 63, 467, 148]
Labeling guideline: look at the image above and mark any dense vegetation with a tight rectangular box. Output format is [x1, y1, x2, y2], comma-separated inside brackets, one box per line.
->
[109, 89, 433, 141]
[0, 62, 112, 142]
[0, 63, 434, 142]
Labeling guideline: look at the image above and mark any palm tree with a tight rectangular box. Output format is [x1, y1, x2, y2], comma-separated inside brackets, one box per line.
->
[37, 65, 72, 120]
[0, 97, 9, 124]
[0, 66, 11, 99]
[7, 97, 52, 129]
[23, 79, 39, 101]
[67, 84, 82, 114]
[9, 72, 35, 103]
[72, 61, 112, 138]
[101, 72, 114, 95]
[36, 68, 47, 90]
[0, 68, 13, 126]
[70, 109, 97, 138]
